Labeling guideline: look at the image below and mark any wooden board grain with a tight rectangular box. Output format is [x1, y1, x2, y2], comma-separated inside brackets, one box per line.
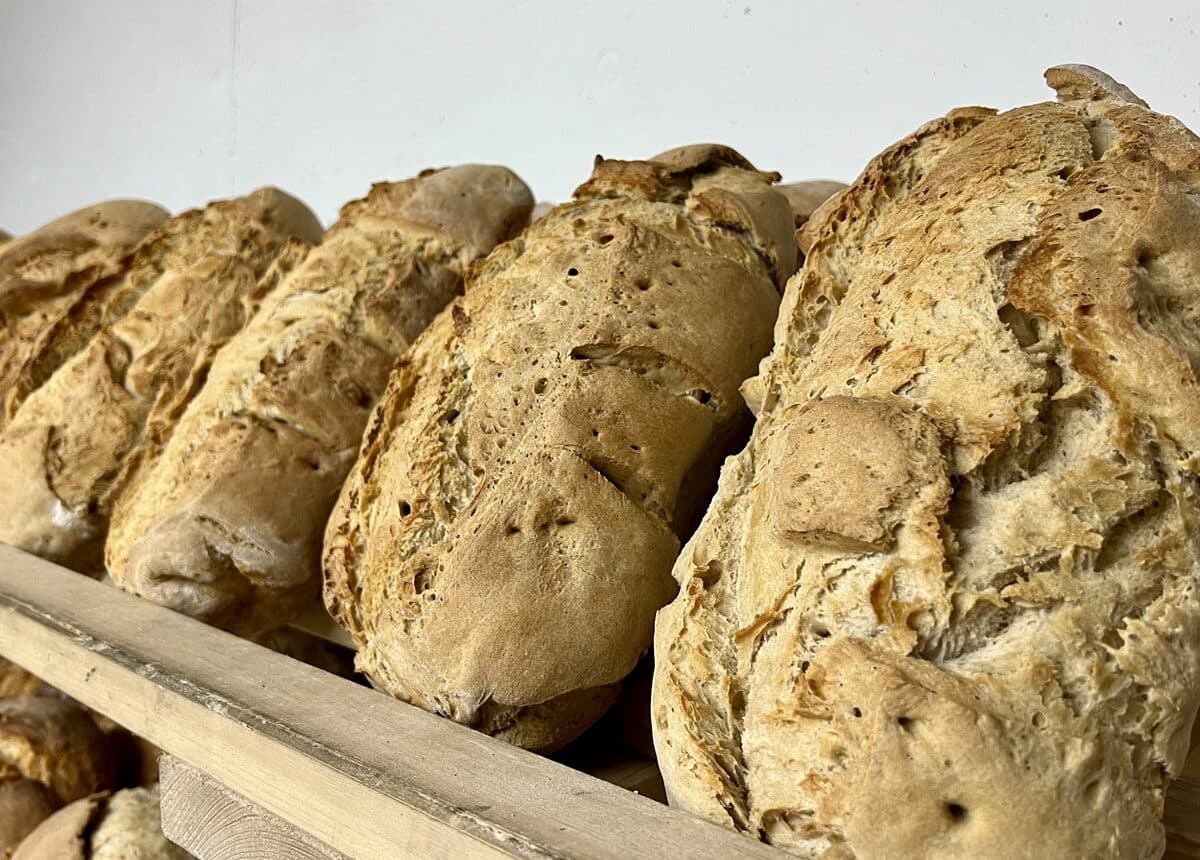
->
[160, 756, 350, 860]
[0, 545, 782, 860]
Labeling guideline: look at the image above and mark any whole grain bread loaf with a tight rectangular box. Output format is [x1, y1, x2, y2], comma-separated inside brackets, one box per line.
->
[106, 167, 532, 634]
[323, 145, 794, 751]
[0, 189, 321, 573]
[651, 66, 1200, 859]
[0, 201, 168, 428]
[12, 785, 190, 860]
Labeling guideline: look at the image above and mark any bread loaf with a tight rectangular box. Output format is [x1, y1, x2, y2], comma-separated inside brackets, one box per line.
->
[323, 145, 794, 751]
[106, 167, 532, 633]
[0, 189, 321, 573]
[0, 697, 115, 808]
[0, 201, 168, 427]
[12, 785, 190, 860]
[0, 779, 57, 860]
[652, 66, 1200, 858]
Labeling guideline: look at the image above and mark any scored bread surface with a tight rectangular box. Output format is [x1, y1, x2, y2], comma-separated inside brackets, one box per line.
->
[0, 200, 168, 428]
[651, 66, 1200, 858]
[0, 189, 321, 573]
[106, 167, 533, 634]
[323, 144, 795, 751]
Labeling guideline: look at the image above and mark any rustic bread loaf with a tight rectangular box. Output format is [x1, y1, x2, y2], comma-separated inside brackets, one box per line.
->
[323, 145, 794, 751]
[0, 189, 321, 573]
[0, 697, 115, 808]
[106, 167, 532, 634]
[0, 201, 168, 428]
[652, 66, 1200, 858]
[12, 785, 190, 860]
[0, 659, 55, 699]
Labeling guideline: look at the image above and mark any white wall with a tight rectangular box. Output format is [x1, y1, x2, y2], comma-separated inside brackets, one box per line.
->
[2, 0, 1198, 233]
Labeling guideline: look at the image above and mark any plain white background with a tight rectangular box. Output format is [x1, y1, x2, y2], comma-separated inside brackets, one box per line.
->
[2, 0, 1198, 233]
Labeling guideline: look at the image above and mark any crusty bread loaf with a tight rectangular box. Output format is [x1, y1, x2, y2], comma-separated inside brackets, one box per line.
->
[0, 697, 115, 808]
[0, 201, 168, 428]
[652, 66, 1200, 858]
[106, 167, 532, 634]
[323, 145, 794, 751]
[0, 189, 321, 573]
[0, 659, 54, 699]
[12, 785, 190, 860]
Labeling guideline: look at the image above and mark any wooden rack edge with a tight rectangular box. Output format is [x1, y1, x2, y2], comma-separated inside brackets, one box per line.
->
[0, 545, 1195, 858]
[0, 545, 780, 860]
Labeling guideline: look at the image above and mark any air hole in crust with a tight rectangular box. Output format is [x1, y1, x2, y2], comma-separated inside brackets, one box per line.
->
[567, 267, 580, 277]
[851, 707, 862, 718]
[896, 716, 914, 732]
[597, 234, 614, 245]
[945, 803, 968, 824]
[1077, 208, 1102, 222]
[533, 378, 548, 395]
[399, 501, 412, 516]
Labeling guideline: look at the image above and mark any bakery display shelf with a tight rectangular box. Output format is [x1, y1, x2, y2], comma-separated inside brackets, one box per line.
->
[0, 543, 1197, 860]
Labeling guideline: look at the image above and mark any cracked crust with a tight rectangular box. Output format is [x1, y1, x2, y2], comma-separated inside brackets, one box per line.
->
[12, 785, 190, 860]
[0, 200, 168, 428]
[652, 66, 1200, 858]
[106, 167, 532, 634]
[0, 189, 321, 574]
[323, 144, 791, 751]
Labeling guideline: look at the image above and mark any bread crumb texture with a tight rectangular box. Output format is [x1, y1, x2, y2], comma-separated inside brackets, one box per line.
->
[652, 66, 1200, 859]
[323, 144, 794, 751]
[106, 167, 532, 634]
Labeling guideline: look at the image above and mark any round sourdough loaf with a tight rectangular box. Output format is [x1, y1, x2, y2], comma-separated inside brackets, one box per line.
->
[106, 167, 532, 634]
[652, 66, 1200, 858]
[323, 144, 794, 751]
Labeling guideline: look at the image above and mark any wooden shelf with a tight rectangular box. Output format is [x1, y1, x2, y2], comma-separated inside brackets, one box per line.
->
[0, 544, 1196, 859]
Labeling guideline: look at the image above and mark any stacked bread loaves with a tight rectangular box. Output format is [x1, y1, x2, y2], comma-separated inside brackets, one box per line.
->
[0, 695, 116, 858]
[12, 785, 190, 860]
[323, 144, 796, 751]
[0, 190, 322, 573]
[105, 167, 533, 634]
[652, 65, 1200, 858]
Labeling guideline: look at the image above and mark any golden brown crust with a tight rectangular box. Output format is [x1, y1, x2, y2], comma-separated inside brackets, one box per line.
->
[0, 189, 320, 573]
[0, 698, 115, 807]
[653, 66, 1200, 857]
[324, 145, 789, 750]
[106, 167, 531, 634]
[0, 201, 168, 428]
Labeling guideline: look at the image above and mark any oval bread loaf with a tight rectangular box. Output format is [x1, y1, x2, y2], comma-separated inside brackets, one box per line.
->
[12, 785, 190, 860]
[106, 167, 533, 634]
[0, 201, 168, 427]
[323, 144, 795, 751]
[0, 189, 321, 573]
[652, 66, 1200, 858]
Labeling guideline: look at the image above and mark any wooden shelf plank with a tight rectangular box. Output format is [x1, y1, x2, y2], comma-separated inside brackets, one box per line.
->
[160, 755, 351, 860]
[0, 545, 783, 860]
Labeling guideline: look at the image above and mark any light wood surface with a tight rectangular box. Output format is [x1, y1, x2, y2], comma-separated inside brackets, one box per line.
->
[0, 545, 783, 860]
[160, 756, 350, 860]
